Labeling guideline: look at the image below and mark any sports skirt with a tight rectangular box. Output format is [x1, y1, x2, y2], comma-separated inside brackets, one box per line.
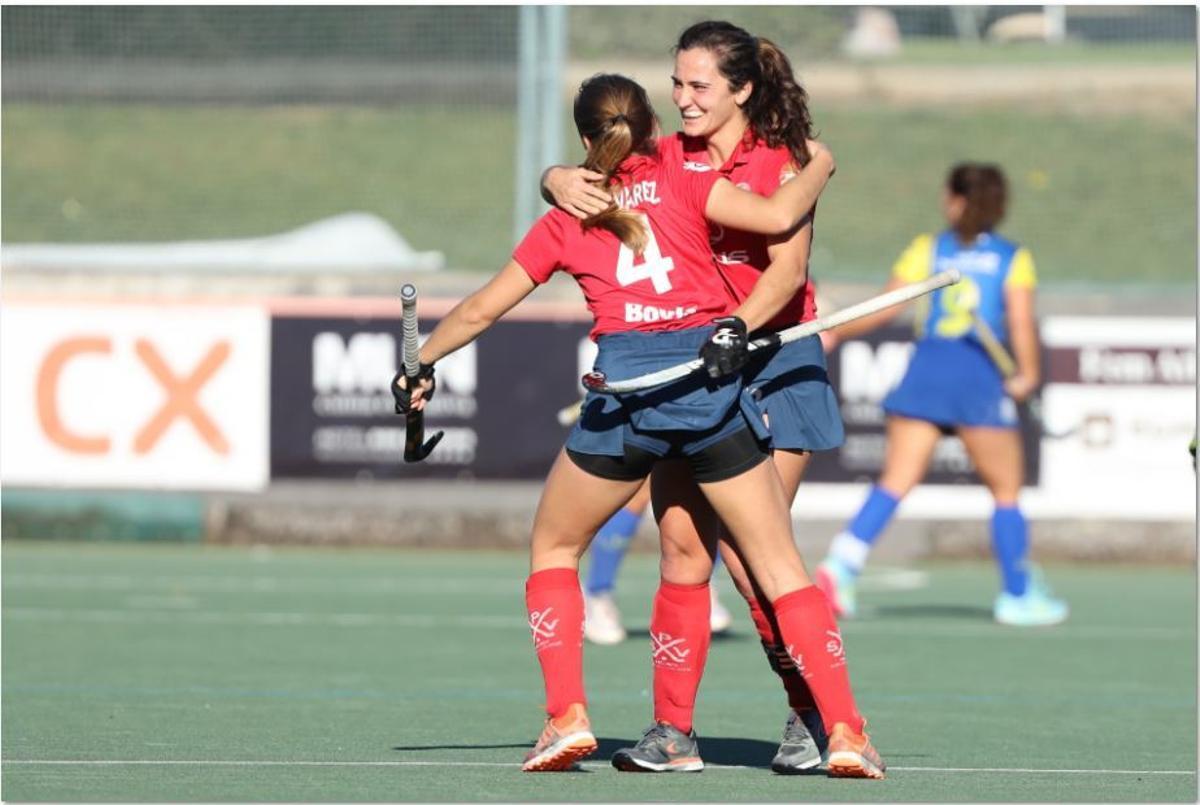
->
[566, 326, 771, 459]
[883, 337, 1019, 429]
[743, 333, 844, 452]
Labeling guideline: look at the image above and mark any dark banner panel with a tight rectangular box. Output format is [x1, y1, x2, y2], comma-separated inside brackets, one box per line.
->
[271, 316, 1040, 484]
[271, 315, 592, 479]
[805, 326, 1041, 485]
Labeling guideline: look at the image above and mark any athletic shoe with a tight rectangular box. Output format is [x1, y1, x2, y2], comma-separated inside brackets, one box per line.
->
[771, 708, 829, 774]
[825, 721, 886, 779]
[709, 585, 733, 634]
[994, 569, 1068, 626]
[583, 593, 627, 645]
[815, 559, 858, 618]
[611, 721, 704, 772]
[521, 702, 598, 772]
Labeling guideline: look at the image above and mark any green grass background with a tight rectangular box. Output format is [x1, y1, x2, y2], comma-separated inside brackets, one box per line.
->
[3, 92, 1195, 287]
[3, 543, 1195, 802]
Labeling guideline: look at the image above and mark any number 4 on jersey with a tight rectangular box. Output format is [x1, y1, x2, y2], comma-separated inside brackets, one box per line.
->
[616, 213, 674, 294]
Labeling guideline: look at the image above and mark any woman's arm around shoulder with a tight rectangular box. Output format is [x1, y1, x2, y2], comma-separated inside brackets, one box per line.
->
[704, 141, 835, 235]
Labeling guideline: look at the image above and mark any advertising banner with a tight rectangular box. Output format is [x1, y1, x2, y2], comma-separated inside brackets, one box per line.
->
[1, 303, 270, 491]
[1034, 317, 1195, 519]
[270, 314, 592, 479]
[794, 316, 1195, 521]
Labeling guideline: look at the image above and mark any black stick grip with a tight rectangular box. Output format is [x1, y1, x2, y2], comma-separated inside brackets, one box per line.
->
[400, 284, 443, 462]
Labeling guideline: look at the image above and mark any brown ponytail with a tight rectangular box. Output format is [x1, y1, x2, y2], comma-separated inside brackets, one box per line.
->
[676, 21, 816, 168]
[573, 74, 659, 254]
[947, 163, 1008, 241]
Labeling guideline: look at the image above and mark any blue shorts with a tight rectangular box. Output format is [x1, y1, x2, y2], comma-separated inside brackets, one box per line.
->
[743, 333, 844, 452]
[566, 327, 770, 459]
[884, 338, 1019, 429]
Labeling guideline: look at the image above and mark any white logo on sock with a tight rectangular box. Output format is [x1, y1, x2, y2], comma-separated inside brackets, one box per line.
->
[651, 631, 692, 667]
[529, 608, 560, 651]
[825, 630, 846, 667]
[785, 644, 810, 679]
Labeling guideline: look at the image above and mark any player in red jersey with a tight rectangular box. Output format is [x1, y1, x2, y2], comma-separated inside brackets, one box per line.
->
[541, 21, 848, 774]
[397, 73, 883, 778]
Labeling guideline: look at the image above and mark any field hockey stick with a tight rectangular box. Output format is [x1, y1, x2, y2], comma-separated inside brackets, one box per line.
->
[400, 284, 444, 462]
[972, 312, 1076, 439]
[556, 398, 584, 427]
[582, 269, 962, 395]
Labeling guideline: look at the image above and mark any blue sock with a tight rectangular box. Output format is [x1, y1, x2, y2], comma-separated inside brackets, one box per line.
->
[847, 485, 900, 546]
[584, 507, 642, 595]
[991, 506, 1029, 596]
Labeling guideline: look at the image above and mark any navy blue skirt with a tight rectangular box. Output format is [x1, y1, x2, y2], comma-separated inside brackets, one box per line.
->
[744, 333, 844, 451]
[566, 327, 770, 459]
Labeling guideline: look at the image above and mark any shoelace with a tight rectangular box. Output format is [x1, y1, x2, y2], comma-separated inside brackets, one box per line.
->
[782, 713, 811, 745]
[640, 723, 676, 746]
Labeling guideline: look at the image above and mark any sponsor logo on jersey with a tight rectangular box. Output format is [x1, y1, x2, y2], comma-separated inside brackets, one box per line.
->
[683, 161, 713, 172]
[624, 302, 698, 323]
[938, 251, 1001, 275]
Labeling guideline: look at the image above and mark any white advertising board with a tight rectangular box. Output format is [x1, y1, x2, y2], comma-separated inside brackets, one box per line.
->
[795, 316, 1196, 521]
[1, 303, 269, 491]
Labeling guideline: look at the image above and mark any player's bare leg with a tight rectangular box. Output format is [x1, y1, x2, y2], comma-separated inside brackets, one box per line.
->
[530, 449, 645, 573]
[959, 426, 1067, 626]
[698, 459, 884, 778]
[523, 449, 645, 771]
[819, 415, 940, 617]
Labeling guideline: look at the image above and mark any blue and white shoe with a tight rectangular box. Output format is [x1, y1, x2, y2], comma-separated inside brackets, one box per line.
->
[815, 558, 858, 618]
[993, 569, 1068, 626]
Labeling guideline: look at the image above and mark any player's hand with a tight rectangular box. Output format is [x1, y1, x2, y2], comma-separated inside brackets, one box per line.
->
[805, 139, 836, 177]
[700, 316, 749, 379]
[392, 364, 437, 414]
[818, 329, 840, 354]
[544, 166, 611, 220]
[1004, 372, 1037, 403]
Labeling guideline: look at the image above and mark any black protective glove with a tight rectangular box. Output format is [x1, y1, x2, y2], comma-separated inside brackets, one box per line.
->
[699, 316, 749, 379]
[391, 363, 436, 415]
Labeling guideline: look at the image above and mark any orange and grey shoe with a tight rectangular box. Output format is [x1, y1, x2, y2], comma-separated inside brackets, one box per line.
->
[825, 721, 886, 779]
[611, 721, 704, 772]
[521, 703, 598, 772]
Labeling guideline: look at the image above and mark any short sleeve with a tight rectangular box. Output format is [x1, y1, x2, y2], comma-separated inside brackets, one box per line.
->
[892, 234, 934, 283]
[668, 157, 723, 221]
[1004, 247, 1038, 290]
[512, 212, 567, 284]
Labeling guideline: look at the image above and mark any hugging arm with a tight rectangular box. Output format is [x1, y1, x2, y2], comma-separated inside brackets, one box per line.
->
[704, 142, 834, 236]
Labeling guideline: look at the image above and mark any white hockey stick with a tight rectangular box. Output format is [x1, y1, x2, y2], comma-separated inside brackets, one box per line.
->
[581, 269, 961, 394]
[556, 398, 584, 427]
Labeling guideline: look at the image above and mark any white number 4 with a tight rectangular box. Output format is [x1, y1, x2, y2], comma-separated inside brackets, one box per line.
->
[616, 214, 674, 294]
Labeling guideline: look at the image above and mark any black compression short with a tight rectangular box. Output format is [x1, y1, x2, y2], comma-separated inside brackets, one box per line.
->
[566, 424, 768, 484]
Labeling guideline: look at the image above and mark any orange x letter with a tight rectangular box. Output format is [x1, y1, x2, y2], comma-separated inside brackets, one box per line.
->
[133, 340, 231, 455]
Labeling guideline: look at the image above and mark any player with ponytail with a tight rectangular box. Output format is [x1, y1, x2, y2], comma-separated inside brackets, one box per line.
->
[403, 73, 884, 778]
[542, 20, 853, 775]
[815, 163, 1068, 629]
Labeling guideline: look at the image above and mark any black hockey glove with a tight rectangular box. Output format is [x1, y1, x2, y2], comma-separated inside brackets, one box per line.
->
[392, 363, 436, 414]
[699, 316, 749, 379]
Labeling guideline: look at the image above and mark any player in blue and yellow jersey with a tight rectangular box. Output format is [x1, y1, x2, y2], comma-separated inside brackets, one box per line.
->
[816, 163, 1068, 628]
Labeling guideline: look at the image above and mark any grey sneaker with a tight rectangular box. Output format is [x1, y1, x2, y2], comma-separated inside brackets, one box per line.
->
[611, 722, 704, 772]
[771, 708, 828, 774]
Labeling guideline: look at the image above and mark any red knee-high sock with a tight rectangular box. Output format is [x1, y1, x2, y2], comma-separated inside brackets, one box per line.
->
[745, 596, 817, 712]
[772, 586, 865, 734]
[651, 580, 712, 734]
[525, 568, 586, 719]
